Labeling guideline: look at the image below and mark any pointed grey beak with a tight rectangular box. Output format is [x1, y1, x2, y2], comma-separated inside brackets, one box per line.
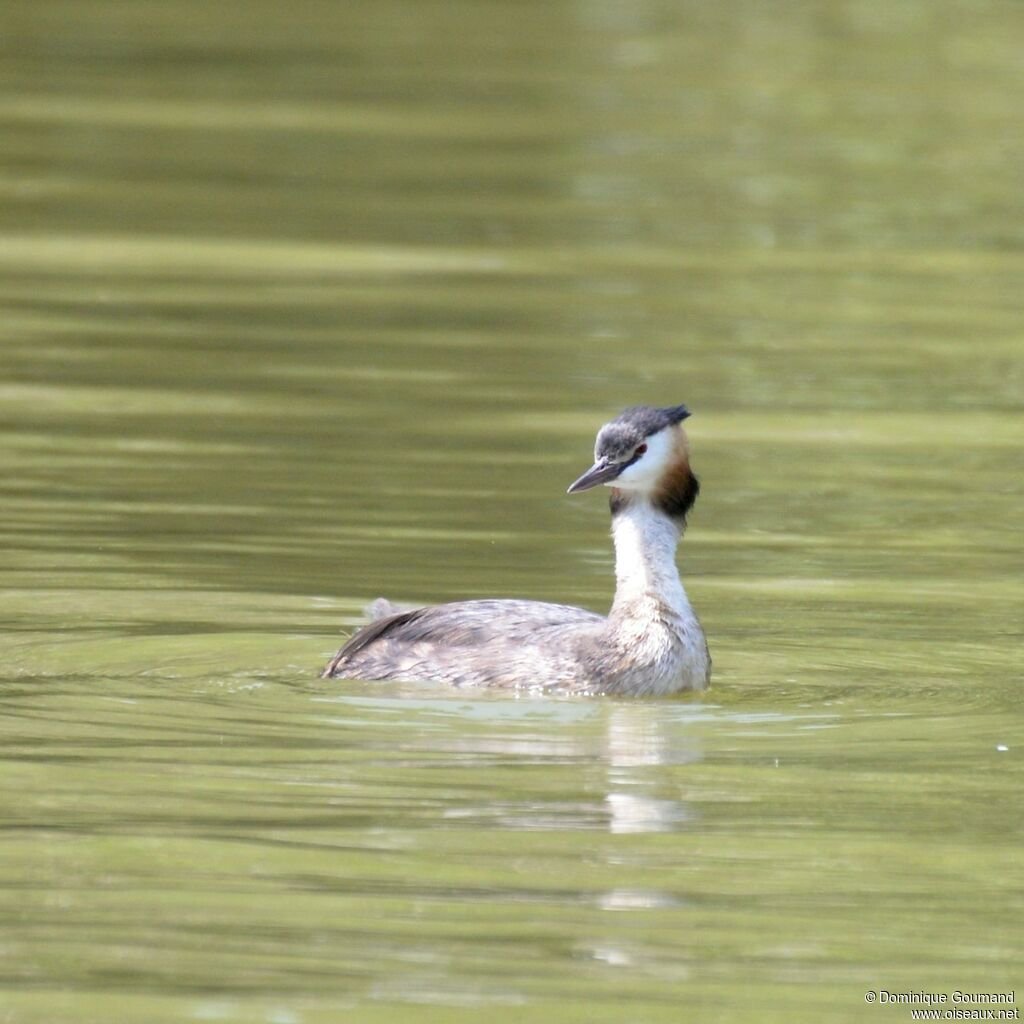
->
[567, 459, 621, 494]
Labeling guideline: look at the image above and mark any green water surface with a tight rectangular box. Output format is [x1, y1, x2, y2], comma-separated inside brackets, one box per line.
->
[1, 1, 1022, 1021]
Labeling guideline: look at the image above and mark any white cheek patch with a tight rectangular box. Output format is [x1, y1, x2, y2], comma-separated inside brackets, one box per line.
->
[610, 427, 676, 491]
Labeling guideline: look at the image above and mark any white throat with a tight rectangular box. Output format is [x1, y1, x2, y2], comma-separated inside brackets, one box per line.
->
[610, 499, 690, 615]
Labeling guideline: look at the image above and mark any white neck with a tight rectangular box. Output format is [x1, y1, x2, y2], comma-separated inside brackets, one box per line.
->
[609, 499, 691, 618]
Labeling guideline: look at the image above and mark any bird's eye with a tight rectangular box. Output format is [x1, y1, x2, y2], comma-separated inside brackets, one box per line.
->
[635, 443, 648, 456]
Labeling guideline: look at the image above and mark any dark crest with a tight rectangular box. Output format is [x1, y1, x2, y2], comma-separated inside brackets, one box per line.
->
[617, 404, 691, 434]
[595, 404, 691, 461]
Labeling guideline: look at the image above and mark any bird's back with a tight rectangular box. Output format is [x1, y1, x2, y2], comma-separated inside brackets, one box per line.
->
[322, 598, 605, 690]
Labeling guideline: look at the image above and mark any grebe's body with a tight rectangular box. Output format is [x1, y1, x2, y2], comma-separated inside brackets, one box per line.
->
[322, 404, 710, 696]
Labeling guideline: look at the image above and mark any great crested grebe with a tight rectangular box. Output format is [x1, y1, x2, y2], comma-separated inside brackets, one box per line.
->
[322, 404, 710, 696]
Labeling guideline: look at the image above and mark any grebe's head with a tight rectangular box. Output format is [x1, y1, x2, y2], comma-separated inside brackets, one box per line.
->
[567, 404, 699, 520]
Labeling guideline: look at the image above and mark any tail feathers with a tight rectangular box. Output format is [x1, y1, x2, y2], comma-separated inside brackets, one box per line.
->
[320, 598, 422, 679]
[365, 597, 420, 621]
[322, 603, 428, 679]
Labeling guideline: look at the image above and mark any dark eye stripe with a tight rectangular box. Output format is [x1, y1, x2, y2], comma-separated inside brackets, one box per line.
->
[619, 443, 648, 471]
